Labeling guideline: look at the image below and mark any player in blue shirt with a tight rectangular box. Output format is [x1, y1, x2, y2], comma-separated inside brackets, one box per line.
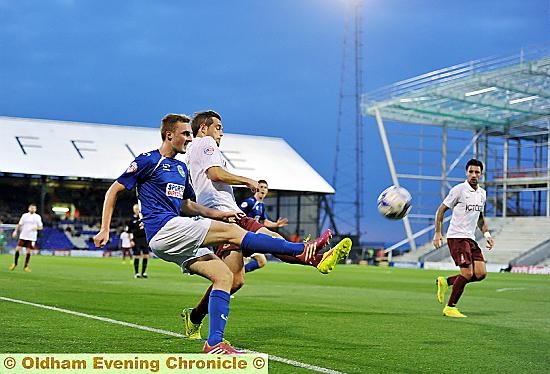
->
[93, 113, 344, 354]
[239, 179, 288, 273]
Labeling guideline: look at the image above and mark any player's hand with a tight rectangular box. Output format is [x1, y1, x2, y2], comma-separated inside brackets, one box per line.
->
[276, 217, 289, 227]
[433, 232, 443, 249]
[220, 211, 245, 223]
[94, 229, 110, 248]
[246, 179, 259, 193]
[486, 237, 494, 250]
[12, 230, 17, 239]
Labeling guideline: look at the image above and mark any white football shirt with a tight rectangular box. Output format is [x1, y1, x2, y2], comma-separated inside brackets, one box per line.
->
[18, 212, 43, 241]
[120, 232, 132, 248]
[185, 136, 240, 212]
[443, 181, 486, 240]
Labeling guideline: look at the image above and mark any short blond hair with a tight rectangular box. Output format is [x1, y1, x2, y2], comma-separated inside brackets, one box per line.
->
[160, 114, 191, 140]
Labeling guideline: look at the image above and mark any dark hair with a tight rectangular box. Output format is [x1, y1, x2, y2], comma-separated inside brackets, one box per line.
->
[160, 114, 191, 141]
[258, 179, 268, 186]
[191, 110, 221, 137]
[465, 158, 484, 172]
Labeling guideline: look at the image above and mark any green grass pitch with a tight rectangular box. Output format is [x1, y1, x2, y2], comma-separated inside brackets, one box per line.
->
[1, 254, 549, 373]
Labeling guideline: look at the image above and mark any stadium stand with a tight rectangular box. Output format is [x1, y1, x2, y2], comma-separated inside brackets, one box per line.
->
[1, 116, 336, 256]
[39, 227, 74, 250]
[394, 217, 550, 267]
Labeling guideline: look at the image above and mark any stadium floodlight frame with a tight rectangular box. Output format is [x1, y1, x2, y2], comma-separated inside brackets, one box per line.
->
[362, 44, 550, 258]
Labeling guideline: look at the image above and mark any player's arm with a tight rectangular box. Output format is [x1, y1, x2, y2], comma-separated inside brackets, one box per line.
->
[432, 203, 449, 248]
[477, 211, 494, 250]
[181, 199, 244, 223]
[12, 216, 23, 238]
[12, 222, 21, 238]
[206, 166, 258, 193]
[94, 181, 126, 247]
[263, 217, 289, 228]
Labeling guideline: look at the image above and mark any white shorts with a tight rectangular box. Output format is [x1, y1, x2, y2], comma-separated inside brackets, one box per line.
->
[149, 216, 213, 272]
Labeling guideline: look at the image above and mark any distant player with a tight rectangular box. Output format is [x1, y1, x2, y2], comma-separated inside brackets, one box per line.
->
[433, 158, 495, 318]
[181, 110, 351, 341]
[119, 226, 133, 263]
[239, 179, 288, 273]
[94, 113, 343, 354]
[9, 203, 43, 272]
[128, 204, 150, 278]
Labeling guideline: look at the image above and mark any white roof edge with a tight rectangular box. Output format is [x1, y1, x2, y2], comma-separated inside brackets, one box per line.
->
[0, 116, 335, 194]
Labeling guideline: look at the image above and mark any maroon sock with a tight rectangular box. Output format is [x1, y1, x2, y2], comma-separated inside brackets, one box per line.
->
[24, 253, 31, 267]
[273, 253, 303, 265]
[191, 285, 212, 324]
[14, 251, 20, 265]
[447, 275, 460, 286]
[447, 275, 468, 307]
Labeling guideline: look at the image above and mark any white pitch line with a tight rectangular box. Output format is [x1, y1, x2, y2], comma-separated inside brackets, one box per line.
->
[1, 296, 344, 374]
[496, 287, 526, 293]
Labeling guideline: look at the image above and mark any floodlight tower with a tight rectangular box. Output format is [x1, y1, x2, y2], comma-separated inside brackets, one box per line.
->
[332, 0, 364, 245]
[353, 0, 364, 245]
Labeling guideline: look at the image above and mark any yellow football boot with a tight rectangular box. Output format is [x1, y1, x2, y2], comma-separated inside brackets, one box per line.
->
[443, 306, 467, 318]
[316, 238, 352, 274]
[181, 308, 202, 340]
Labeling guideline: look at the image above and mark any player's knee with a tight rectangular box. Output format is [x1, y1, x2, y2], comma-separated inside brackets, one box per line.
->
[231, 273, 245, 292]
[254, 254, 267, 267]
[257, 227, 282, 239]
[227, 224, 247, 245]
[475, 272, 487, 281]
[212, 267, 233, 288]
[460, 268, 473, 280]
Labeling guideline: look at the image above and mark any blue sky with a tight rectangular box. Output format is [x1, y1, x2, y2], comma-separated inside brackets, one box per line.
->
[1, 0, 548, 242]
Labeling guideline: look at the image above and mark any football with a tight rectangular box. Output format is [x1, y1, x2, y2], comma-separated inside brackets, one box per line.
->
[377, 185, 412, 220]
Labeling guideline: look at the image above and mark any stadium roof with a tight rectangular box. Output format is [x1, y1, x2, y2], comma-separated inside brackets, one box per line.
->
[362, 44, 550, 136]
[0, 116, 334, 194]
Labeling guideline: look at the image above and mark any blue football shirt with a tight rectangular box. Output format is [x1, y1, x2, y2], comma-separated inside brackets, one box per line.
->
[240, 196, 267, 222]
[117, 150, 196, 242]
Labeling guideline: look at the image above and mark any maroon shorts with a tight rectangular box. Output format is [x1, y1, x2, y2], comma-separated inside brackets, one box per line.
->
[215, 216, 265, 257]
[447, 238, 485, 267]
[237, 216, 264, 233]
[17, 239, 36, 249]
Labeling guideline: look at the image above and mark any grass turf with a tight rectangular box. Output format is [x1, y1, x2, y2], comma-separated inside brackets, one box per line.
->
[0, 254, 549, 373]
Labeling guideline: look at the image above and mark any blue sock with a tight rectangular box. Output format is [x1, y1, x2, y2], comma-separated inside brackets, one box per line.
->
[245, 259, 260, 273]
[241, 232, 304, 256]
[207, 289, 230, 346]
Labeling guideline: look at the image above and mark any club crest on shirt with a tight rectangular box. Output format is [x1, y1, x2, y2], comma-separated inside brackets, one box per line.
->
[126, 161, 138, 173]
[204, 146, 215, 155]
[177, 165, 186, 178]
[166, 183, 185, 199]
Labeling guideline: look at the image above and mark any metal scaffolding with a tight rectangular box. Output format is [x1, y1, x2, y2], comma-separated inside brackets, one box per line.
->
[362, 44, 550, 255]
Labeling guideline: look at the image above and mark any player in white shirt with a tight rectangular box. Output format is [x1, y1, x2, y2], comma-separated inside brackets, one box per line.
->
[433, 159, 495, 318]
[9, 203, 43, 272]
[119, 226, 133, 264]
[181, 110, 350, 341]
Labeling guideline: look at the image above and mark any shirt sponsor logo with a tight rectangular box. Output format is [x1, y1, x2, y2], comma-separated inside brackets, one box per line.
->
[465, 204, 483, 212]
[166, 183, 185, 199]
[126, 161, 138, 173]
[162, 163, 171, 170]
[204, 146, 215, 155]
